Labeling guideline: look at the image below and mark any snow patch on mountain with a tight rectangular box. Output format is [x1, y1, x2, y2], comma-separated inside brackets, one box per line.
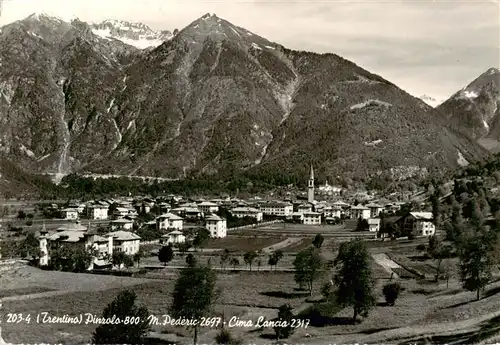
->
[483, 119, 490, 130]
[419, 94, 444, 108]
[364, 139, 383, 147]
[91, 19, 172, 49]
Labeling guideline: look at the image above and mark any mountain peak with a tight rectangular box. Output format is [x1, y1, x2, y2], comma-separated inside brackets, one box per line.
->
[26, 12, 78, 23]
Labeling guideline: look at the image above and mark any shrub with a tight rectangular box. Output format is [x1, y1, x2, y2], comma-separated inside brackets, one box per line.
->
[382, 282, 401, 306]
[215, 328, 242, 345]
[416, 244, 426, 251]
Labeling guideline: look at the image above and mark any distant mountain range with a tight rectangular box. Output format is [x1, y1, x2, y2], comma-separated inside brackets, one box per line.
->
[437, 67, 500, 152]
[0, 12, 489, 192]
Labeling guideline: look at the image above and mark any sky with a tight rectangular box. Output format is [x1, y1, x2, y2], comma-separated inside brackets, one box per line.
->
[0, 0, 498, 101]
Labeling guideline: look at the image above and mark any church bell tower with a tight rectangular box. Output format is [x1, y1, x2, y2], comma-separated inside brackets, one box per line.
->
[308, 165, 315, 203]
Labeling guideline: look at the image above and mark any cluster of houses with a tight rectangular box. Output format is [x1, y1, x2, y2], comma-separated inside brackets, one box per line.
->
[36, 166, 436, 269]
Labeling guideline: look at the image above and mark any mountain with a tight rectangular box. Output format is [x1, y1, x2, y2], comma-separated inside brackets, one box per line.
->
[419, 94, 444, 108]
[437, 67, 500, 152]
[90, 19, 173, 49]
[0, 12, 489, 186]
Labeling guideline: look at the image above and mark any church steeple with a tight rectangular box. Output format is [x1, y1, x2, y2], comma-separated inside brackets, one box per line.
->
[308, 164, 315, 203]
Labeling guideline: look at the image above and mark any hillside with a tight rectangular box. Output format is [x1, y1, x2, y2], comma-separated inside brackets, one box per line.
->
[0, 12, 489, 186]
[437, 67, 500, 152]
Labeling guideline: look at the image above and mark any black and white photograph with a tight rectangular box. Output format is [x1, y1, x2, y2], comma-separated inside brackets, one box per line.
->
[0, 0, 498, 344]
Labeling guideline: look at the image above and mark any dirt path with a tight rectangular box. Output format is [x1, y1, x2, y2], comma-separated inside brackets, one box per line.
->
[261, 237, 302, 253]
[372, 253, 401, 279]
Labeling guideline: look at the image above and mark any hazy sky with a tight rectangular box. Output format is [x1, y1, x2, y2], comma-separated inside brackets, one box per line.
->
[0, 0, 498, 101]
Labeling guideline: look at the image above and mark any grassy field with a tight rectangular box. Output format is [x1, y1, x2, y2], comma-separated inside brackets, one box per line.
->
[4, 233, 500, 345]
[201, 236, 286, 252]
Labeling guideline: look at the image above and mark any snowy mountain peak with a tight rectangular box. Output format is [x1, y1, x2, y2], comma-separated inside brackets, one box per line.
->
[419, 94, 444, 108]
[27, 12, 79, 23]
[90, 19, 172, 49]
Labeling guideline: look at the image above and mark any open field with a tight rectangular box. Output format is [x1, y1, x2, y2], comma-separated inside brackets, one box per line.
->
[3, 221, 500, 344]
[3, 257, 500, 345]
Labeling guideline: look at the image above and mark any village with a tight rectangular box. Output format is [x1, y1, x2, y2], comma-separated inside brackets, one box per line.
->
[1, 166, 436, 271]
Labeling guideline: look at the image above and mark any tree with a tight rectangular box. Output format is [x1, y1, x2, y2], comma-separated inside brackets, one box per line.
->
[220, 249, 230, 270]
[19, 233, 40, 261]
[333, 239, 376, 324]
[17, 210, 26, 219]
[312, 233, 324, 249]
[293, 247, 323, 296]
[158, 245, 174, 266]
[192, 228, 211, 251]
[72, 247, 95, 272]
[229, 257, 239, 270]
[257, 258, 262, 271]
[133, 248, 145, 268]
[427, 236, 451, 282]
[112, 251, 127, 270]
[268, 255, 278, 270]
[458, 233, 493, 301]
[186, 253, 197, 267]
[355, 218, 369, 232]
[92, 289, 150, 344]
[431, 189, 441, 229]
[170, 265, 218, 345]
[215, 328, 242, 345]
[274, 304, 294, 340]
[243, 251, 258, 271]
[382, 282, 401, 306]
[269, 250, 283, 270]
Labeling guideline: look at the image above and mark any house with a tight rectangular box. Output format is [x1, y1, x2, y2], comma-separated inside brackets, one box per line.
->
[157, 213, 184, 230]
[39, 231, 113, 268]
[56, 223, 88, 232]
[231, 207, 263, 222]
[350, 205, 371, 220]
[367, 218, 380, 232]
[297, 203, 313, 213]
[87, 205, 109, 220]
[198, 201, 219, 214]
[162, 230, 186, 245]
[323, 206, 341, 219]
[303, 212, 322, 225]
[366, 203, 384, 218]
[113, 207, 130, 219]
[107, 230, 141, 255]
[110, 218, 134, 231]
[291, 212, 304, 223]
[260, 202, 293, 217]
[205, 215, 227, 238]
[171, 207, 203, 220]
[61, 208, 79, 220]
[317, 181, 342, 196]
[398, 212, 435, 237]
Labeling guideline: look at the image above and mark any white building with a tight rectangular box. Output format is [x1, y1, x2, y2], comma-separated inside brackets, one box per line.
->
[367, 218, 380, 232]
[87, 205, 109, 220]
[317, 181, 342, 196]
[39, 231, 113, 268]
[110, 218, 134, 231]
[366, 203, 384, 218]
[260, 202, 293, 217]
[162, 230, 186, 245]
[198, 201, 219, 214]
[157, 213, 184, 230]
[303, 212, 322, 225]
[323, 206, 341, 219]
[231, 207, 263, 221]
[350, 205, 371, 220]
[298, 203, 313, 213]
[61, 208, 79, 220]
[205, 215, 227, 238]
[400, 212, 436, 237]
[107, 230, 141, 255]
